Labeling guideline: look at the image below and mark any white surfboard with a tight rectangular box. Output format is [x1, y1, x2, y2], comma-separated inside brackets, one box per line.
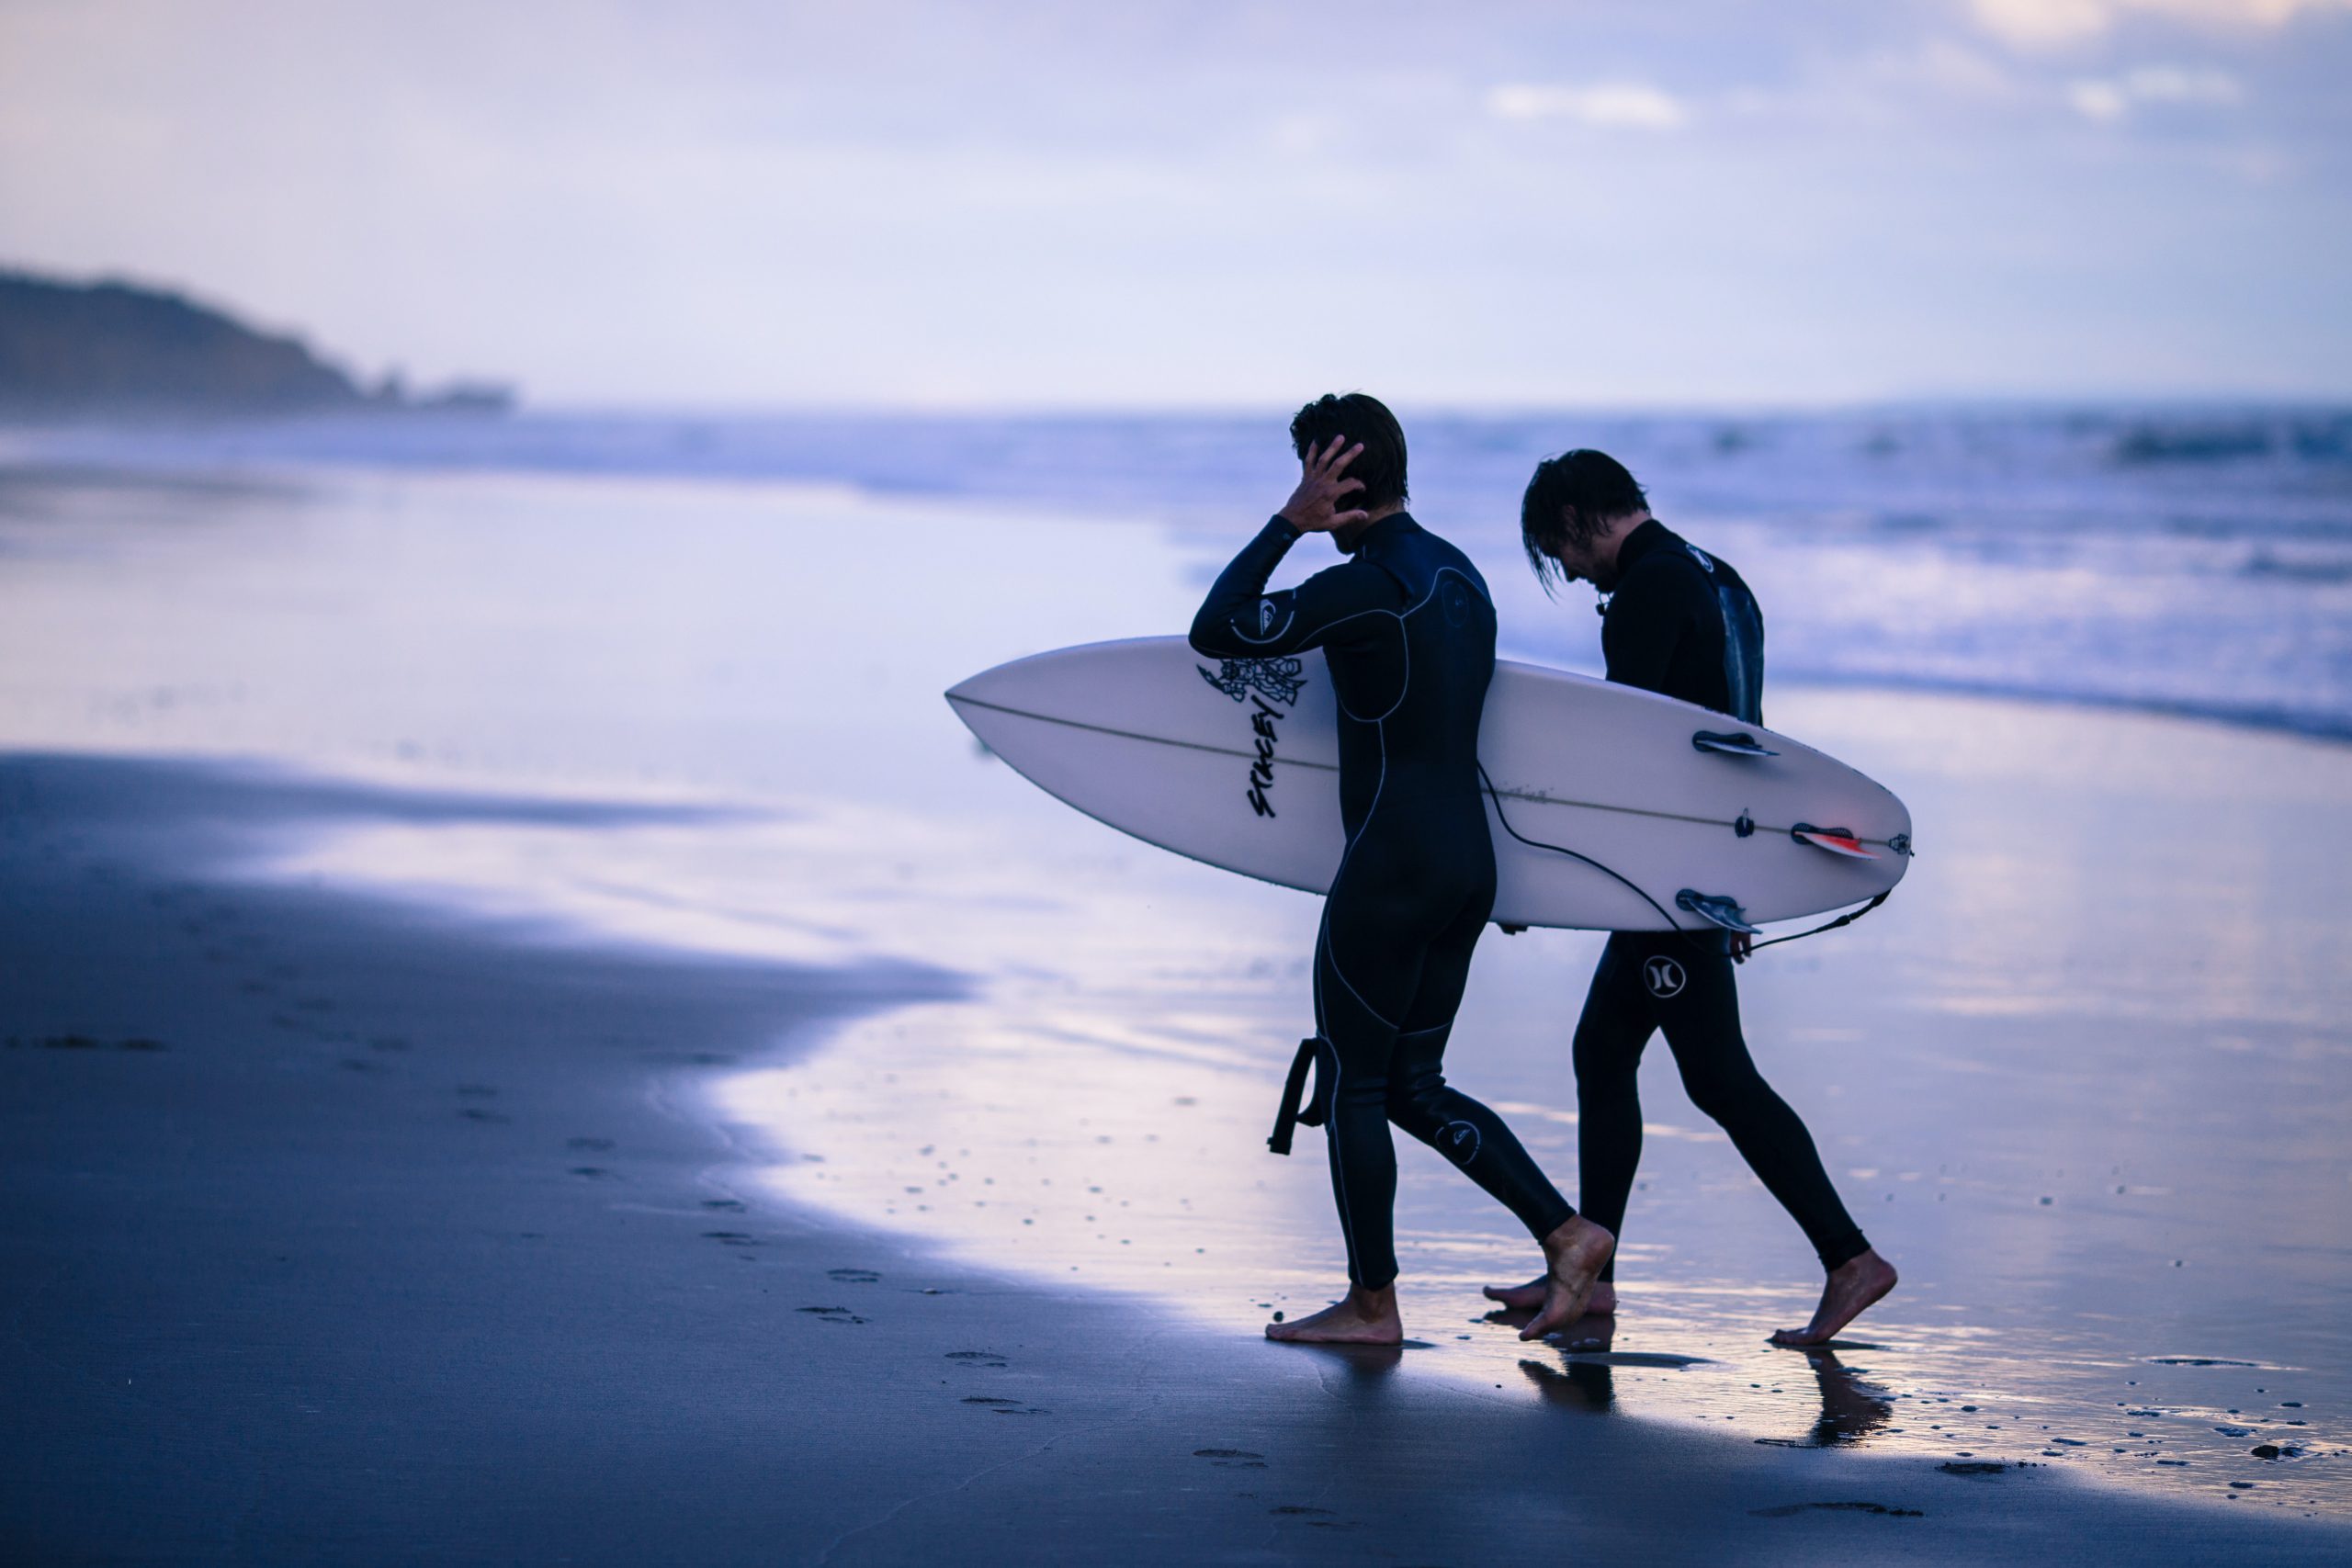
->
[946, 637, 1910, 932]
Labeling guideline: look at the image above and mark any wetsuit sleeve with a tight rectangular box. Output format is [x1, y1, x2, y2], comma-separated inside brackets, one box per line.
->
[1600, 560, 1699, 695]
[1189, 516, 1404, 658]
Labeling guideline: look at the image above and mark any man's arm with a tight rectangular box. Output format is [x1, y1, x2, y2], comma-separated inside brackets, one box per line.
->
[1189, 519, 1402, 658]
[1190, 435, 1402, 658]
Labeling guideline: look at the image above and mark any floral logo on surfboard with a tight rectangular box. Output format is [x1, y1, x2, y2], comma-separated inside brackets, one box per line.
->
[1197, 657, 1306, 706]
[1197, 658, 1306, 819]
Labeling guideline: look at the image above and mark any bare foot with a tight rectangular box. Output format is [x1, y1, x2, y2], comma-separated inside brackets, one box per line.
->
[1520, 1215, 1616, 1341]
[1266, 1283, 1402, 1345]
[1483, 1276, 1617, 1315]
[1770, 1249, 1897, 1347]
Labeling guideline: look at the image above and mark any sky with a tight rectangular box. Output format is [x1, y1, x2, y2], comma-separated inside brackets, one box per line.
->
[2, 0, 2348, 408]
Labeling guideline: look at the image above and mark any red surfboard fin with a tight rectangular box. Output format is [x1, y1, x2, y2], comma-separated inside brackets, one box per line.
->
[1790, 823, 1880, 859]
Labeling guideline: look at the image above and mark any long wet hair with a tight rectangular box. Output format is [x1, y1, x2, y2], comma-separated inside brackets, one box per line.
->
[1521, 448, 1649, 595]
[1290, 392, 1408, 513]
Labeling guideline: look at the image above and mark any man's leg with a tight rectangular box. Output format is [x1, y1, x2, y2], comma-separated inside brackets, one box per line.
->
[1649, 942, 1896, 1344]
[1385, 897, 1577, 1244]
[1265, 890, 1424, 1345]
[1574, 936, 1658, 1290]
[1384, 896, 1611, 1341]
[1485, 935, 1652, 1314]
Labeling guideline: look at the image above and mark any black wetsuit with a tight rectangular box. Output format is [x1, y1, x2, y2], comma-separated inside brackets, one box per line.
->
[1577, 519, 1867, 1280]
[1192, 513, 1575, 1290]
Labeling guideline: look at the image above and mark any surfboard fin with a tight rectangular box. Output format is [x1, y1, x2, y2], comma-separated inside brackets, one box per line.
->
[1790, 822, 1881, 859]
[1676, 889, 1762, 934]
[1691, 729, 1779, 759]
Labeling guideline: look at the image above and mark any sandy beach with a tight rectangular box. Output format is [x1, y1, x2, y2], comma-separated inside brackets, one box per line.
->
[6, 747, 2347, 1565]
[3, 456, 2347, 1562]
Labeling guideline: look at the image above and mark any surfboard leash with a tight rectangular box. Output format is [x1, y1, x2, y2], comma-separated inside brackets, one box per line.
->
[1476, 762, 1891, 956]
[1477, 762, 1716, 956]
[1742, 891, 1890, 953]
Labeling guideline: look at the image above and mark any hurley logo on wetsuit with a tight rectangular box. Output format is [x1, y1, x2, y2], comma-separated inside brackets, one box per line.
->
[1643, 955, 1687, 998]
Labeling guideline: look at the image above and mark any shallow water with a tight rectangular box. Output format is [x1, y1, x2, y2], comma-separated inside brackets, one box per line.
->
[12, 404, 2352, 738]
[0, 455, 2345, 1517]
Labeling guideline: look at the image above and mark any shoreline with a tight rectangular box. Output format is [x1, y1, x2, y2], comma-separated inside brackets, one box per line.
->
[6, 749, 2347, 1562]
[3, 446, 2347, 753]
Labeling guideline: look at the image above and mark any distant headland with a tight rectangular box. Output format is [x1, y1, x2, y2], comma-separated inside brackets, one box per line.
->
[0, 268, 514, 420]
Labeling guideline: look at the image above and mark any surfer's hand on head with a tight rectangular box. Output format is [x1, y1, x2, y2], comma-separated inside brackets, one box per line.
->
[1729, 931, 1753, 963]
[1279, 437, 1369, 534]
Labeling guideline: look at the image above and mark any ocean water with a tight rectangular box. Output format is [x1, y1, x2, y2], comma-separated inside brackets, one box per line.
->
[8, 403, 2352, 738]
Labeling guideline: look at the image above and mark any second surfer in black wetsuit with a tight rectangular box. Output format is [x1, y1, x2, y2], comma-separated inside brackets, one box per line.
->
[1486, 448, 1899, 1348]
[1190, 394, 1614, 1346]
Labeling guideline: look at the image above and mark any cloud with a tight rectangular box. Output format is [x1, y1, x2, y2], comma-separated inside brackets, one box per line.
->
[2067, 63, 2244, 118]
[1973, 0, 2352, 50]
[1487, 82, 1686, 130]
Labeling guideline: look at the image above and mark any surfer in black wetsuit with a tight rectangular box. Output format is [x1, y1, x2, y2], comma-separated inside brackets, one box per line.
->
[1485, 448, 1898, 1348]
[1190, 394, 1614, 1346]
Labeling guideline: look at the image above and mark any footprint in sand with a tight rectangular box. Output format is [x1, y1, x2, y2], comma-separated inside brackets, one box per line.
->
[1193, 1450, 1267, 1470]
[945, 1350, 1009, 1368]
[1939, 1461, 2007, 1476]
[570, 1166, 615, 1179]
[1751, 1502, 1923, 1519]
[702, 1199, 748, 1213]
[28, 1035, 168, 1052]
[703, 1231, 758, 1247]
[799, 1306, 868, 1325]
[827, 1268, 881, 1283]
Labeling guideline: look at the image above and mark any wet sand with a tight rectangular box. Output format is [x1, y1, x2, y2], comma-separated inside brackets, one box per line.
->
[1, 459, 2347, 1557]
[6, 750, 2348, 1564]
[730, 687, 2352, 1515]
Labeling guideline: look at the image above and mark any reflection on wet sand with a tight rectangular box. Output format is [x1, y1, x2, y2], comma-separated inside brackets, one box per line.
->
[1279, 1339, 1414, 1385]
[1762, 1349, 1897, 1448]
[1515, 1315, 1893, 1448]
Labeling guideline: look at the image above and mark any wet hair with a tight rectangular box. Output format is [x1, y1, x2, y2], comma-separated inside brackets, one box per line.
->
[1521, 448, 1650, 594]
[1290, 392, 1408, 513]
